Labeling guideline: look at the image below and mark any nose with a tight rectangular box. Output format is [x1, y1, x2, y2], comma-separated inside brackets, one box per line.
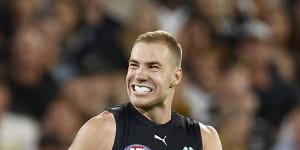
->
[135, 66, 148, 82]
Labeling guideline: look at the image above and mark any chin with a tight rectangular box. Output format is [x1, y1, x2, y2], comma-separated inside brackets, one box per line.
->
[130, 97, 162, 109]
[130, 98, 148, 107]
[130, 97, 150, 107]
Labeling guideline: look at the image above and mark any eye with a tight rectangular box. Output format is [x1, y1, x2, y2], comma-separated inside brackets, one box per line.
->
[129, 63, 138, 69]
[150, 65, 158, 68]
[149, 64, 160, 71]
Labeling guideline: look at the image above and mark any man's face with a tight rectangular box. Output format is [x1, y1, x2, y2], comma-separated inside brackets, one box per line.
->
[126, 42, 181, 108]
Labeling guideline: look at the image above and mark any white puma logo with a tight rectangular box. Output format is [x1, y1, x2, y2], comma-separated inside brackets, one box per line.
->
[154, 134, 167, 146]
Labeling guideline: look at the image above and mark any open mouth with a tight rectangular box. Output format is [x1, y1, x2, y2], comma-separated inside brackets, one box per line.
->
[131, 84, 153, 93]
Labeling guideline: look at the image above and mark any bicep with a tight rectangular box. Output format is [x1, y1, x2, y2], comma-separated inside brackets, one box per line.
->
[200, 123, 222, 150]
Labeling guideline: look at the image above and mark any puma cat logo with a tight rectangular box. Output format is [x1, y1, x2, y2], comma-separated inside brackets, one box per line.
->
[154, 134, 167, 146]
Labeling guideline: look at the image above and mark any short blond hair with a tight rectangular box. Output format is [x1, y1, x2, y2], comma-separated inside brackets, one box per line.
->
[134, 30, 182, 67]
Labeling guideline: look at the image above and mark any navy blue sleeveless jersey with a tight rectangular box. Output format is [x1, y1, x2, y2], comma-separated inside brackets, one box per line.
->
[107, 103, 202, 150]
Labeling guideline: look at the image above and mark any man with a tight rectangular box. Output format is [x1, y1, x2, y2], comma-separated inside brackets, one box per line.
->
[69, 31, 222, 150]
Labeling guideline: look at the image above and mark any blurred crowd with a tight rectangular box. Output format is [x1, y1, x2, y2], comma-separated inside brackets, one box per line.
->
[0, 0, 300, 149]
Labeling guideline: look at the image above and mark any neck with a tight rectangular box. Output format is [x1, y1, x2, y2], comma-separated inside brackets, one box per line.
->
[133, 102, 172, 125]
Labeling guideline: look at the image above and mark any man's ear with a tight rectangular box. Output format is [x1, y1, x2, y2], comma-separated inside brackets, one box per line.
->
[170, 68, 182, 88]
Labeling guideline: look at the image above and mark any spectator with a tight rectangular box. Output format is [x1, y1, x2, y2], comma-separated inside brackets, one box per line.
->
[9, 26, 58, 120]
[0, 80, 40, 150]
[272, 105, 300, 150]
[41, 100, 82, 149]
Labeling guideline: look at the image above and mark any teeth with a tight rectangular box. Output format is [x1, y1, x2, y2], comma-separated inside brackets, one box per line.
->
[135, 85, 152, 93]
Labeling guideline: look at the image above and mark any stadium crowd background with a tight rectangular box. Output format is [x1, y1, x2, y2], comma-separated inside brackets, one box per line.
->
[0, 0, 300, 149]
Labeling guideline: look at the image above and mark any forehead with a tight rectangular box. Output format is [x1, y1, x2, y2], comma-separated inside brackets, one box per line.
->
[130, 42, 171, 63]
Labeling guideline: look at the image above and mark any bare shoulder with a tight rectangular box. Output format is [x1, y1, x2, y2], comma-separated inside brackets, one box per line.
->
[199, 122, 222, 150]
[68, 111, 116, 150]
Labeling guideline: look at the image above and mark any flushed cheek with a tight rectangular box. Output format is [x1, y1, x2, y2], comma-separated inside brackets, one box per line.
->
[155, 76, 169, 88]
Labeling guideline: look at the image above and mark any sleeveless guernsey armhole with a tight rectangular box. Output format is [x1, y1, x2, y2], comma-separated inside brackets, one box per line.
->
[195, 122, 203, 149]
[174, 112, 203, 149]
[188, 120, 203, 149]
[107, 106, 125, 150]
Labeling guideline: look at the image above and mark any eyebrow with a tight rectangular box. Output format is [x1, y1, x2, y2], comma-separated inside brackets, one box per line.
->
[147, 61, 162, 66]
[128, 59, 138, 64]
[129, 59, 162, 66]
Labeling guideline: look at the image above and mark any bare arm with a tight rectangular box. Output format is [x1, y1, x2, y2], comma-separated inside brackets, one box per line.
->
[68, 111, 116, 150]
[199, 123, 223, 150]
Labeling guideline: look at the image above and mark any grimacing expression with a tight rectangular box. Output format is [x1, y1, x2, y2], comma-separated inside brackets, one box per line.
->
[126, 42, 181, 108]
